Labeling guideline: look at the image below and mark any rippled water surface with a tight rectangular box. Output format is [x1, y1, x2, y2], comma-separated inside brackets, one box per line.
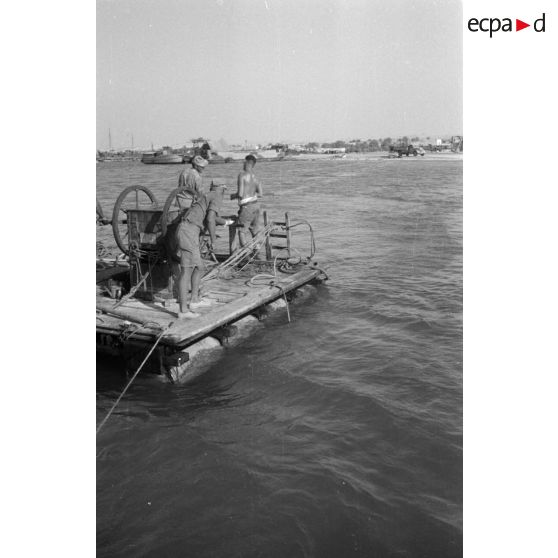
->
[97, 156, 462, 557]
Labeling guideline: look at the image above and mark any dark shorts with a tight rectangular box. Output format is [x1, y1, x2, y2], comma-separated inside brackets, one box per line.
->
[176, 221, 203, 268]
[238, 202, 261, 233]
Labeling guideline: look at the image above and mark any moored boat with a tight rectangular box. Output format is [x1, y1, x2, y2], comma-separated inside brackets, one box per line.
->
[141, 149, 184, 164]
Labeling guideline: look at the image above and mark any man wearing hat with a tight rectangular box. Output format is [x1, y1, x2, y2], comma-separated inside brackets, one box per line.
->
[178, 155, 208, 196]
[175, 179, 232, 319]
[236, 154, 263, 247]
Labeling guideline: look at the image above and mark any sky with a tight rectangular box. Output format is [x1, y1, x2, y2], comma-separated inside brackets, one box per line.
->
[97, 0, 462, 150]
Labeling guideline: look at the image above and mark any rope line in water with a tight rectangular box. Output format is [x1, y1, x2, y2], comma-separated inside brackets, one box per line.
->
[278, 285, 291, 323]
[96, 322, 174, 435]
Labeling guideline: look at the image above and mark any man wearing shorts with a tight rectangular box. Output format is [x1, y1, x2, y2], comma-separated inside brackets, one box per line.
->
[236, 154, 263, 247]
[175, 180, 231, 318]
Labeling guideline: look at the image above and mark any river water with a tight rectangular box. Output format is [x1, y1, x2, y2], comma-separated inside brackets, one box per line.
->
[96, 155, 462, 557]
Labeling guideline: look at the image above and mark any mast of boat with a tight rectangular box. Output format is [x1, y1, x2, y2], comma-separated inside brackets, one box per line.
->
[109, 128, 112, 151]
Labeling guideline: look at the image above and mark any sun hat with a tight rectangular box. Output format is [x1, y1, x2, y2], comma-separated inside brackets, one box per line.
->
[192, 155, 208, 167]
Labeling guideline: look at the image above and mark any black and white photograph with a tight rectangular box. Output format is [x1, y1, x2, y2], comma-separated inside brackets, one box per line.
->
[5, 0, 558, 556]
[95, 1, 462, 555]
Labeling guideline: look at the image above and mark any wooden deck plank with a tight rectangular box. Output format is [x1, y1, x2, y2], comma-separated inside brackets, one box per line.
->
[96, 266, 320, 349]
[165, 268, 320, 347]
[96, 300, 175, 326]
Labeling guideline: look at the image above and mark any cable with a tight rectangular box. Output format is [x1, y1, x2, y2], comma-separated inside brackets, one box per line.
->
[96, 322, 174, 435]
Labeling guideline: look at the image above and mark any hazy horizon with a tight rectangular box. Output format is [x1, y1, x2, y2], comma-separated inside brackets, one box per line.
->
[97, 0, 462, 150]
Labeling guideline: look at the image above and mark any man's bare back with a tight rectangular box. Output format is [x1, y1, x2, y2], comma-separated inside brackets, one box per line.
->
[237, 169, 262, 202]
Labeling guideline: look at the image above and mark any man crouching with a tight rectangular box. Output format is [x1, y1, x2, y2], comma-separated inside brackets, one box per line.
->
[175, 180, 230, 319]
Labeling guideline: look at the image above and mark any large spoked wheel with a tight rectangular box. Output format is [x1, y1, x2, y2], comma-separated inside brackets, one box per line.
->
[112, 185, 159, 254]
[161, 187, 197, 235]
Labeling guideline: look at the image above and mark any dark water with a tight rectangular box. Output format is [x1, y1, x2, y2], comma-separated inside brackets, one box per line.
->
[97, 156, 462, 557]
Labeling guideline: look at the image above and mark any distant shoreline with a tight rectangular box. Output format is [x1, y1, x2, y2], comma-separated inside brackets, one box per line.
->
[97, 151, 463, 164]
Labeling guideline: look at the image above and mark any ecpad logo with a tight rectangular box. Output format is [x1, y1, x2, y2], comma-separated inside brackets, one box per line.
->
[468, 13, 546, 37]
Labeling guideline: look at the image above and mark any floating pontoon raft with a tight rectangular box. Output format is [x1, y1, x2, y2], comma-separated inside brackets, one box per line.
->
[96, 185, 327, 382]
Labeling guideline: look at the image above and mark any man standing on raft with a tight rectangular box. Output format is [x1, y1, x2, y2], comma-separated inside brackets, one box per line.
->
[236, 154, 263, 247]
[175, 180, 231, 319]
[178, 155, 208, 196]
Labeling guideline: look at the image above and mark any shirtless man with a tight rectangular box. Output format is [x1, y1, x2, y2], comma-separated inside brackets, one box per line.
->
[175, 180, 231, 318]
[178, 155, 208, 196]
[236, 154, 263, 247]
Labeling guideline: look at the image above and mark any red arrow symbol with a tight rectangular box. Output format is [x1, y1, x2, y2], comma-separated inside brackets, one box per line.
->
[516, 19, 530, 31]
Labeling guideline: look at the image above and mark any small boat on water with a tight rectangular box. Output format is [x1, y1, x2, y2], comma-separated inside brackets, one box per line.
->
[141, 150, 184, 165]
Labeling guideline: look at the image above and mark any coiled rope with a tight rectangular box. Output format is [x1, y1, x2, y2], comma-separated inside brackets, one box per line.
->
[202, 218, 318, 322]
[246, 250, 306, 323]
